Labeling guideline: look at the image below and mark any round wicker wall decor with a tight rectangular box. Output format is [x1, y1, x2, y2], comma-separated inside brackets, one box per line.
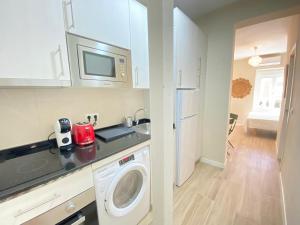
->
[231, 78, 252, 98]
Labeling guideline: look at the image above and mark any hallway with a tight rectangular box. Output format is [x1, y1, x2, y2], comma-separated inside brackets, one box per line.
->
[173, 126, 283, 225]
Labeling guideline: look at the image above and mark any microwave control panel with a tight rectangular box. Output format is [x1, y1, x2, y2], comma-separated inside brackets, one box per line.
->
[119, 57, 126, 79]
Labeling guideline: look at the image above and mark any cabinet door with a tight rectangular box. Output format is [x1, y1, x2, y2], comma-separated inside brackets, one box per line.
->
[130, 0, 149, 89]
[174, 8, 198, 89]
[65, 0, 131, 49]
[176, 115, 198, 186]
[0, 0, 70, 86]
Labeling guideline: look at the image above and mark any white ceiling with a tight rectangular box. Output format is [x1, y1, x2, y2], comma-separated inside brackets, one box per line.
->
[174, 0, 240, 20]
[234, 17, 293, 60]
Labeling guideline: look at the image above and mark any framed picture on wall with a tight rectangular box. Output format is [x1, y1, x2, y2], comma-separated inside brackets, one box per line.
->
[231, 77, 252, 99]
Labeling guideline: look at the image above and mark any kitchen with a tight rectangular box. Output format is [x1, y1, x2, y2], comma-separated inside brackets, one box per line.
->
[0, 0, 204, 224]
[2, 0, 299, 225]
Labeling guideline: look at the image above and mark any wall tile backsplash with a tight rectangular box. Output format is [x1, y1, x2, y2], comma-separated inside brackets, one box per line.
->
[0, 88, 146, 150]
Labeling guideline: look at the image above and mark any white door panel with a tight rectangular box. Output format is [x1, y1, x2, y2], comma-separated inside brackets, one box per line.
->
[178, 90, 201, 118]
[278, 51, 296, 160]
[129, 0, 149, 88]
[174, 8, 200, 89]
[176, 115, 198, 186]
[66, 0, 131, 49]
[0, 0, 70, 82]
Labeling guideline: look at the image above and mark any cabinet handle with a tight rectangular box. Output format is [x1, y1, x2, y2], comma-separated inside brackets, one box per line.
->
[198, 58, 201, 88]
[14, 193, 61, 217]
[183, 114, 197, 119]
[64, 0, 75, 30]
[57, 45, 65, 78]
[178, 70, 182, 87]
[135, 67, 139, 86]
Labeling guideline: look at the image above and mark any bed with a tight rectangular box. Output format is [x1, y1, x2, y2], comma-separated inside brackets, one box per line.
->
[246, 111, 280, 133]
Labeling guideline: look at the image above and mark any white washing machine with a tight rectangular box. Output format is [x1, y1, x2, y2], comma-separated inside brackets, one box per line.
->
[94, 146, 150, 225]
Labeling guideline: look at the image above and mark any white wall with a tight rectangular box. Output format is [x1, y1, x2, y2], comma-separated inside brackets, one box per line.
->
[231, 56, 286, 126]
[0, 88, 146, 150]
[230, 59, 256, 125]
[148, 0, 174, 223]
[196, 27, 208, 161]
[280, 15, 300, 225]
[197, 0, 300, 164]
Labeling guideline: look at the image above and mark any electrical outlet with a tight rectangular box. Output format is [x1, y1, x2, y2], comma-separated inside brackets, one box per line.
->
[85, 113, 99, 124]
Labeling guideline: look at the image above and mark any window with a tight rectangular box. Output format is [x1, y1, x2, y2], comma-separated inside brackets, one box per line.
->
[252, 68, 284, 113]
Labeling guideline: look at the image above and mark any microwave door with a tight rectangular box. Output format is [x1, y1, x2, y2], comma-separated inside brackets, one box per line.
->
[67, 33, 131, 88]
[78, 45, 118, 82]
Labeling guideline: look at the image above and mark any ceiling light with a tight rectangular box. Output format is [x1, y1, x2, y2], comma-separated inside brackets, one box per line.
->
[248, 47, 262, 67]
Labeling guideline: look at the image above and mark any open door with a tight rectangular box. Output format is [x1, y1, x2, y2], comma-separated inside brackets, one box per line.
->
[277, 45, 297, 161]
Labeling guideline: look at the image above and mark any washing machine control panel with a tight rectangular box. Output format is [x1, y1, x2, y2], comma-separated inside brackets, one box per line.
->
[119, 154, 135, 166]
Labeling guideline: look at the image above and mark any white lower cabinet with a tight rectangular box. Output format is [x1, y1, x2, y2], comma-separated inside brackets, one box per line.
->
[0, 0, 70, 87]
[129, 0, 150, 89]
[0, 166, 93, 225]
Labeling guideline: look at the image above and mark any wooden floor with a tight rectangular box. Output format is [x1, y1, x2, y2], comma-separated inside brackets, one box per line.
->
[173, 126, 283, 225]
[139, 126, 283, 225]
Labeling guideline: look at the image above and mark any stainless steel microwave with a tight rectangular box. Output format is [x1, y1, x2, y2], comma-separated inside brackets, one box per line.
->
[66, 33, 132, 88]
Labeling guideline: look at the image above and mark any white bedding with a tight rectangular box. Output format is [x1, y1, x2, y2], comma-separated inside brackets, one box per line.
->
[247, 111, 280, 132]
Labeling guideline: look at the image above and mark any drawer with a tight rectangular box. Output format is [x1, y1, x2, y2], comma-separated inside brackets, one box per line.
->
[0, 166, 93, 225]
[23, 187, 95, 225]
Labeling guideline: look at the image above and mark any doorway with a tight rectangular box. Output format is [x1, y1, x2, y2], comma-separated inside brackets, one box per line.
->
[227, 15, 299, 157]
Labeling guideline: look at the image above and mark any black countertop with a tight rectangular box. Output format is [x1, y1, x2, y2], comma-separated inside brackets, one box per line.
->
[0, 127, 150, 202]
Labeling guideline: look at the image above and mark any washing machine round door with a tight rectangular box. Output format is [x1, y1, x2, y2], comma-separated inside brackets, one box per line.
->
[105, 163, 148, 217]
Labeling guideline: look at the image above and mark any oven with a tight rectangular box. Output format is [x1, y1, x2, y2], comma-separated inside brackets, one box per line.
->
[67, 33, 132, 88]
[23, 188, 98, 225]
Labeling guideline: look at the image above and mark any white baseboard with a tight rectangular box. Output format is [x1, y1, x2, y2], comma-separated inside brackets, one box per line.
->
[200, 157, 225, 169]
[279, 172, 287, 225]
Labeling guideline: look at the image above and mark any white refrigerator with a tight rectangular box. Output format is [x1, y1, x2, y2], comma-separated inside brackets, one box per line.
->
[175, 90, 200, 186]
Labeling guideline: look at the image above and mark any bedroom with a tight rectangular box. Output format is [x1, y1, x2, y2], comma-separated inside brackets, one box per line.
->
[228, 15, 299, 154]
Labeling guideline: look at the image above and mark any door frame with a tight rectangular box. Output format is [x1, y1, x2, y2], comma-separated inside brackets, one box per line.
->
[277, 44, 297, 162]
[226, 8, 300, 163]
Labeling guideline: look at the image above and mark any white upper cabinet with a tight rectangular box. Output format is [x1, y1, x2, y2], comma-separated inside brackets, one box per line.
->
[174, 8, 201, 89]
[129, 0, 149, 89]
[0, 0, 70, 86]
[64, 0, 131, 49]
